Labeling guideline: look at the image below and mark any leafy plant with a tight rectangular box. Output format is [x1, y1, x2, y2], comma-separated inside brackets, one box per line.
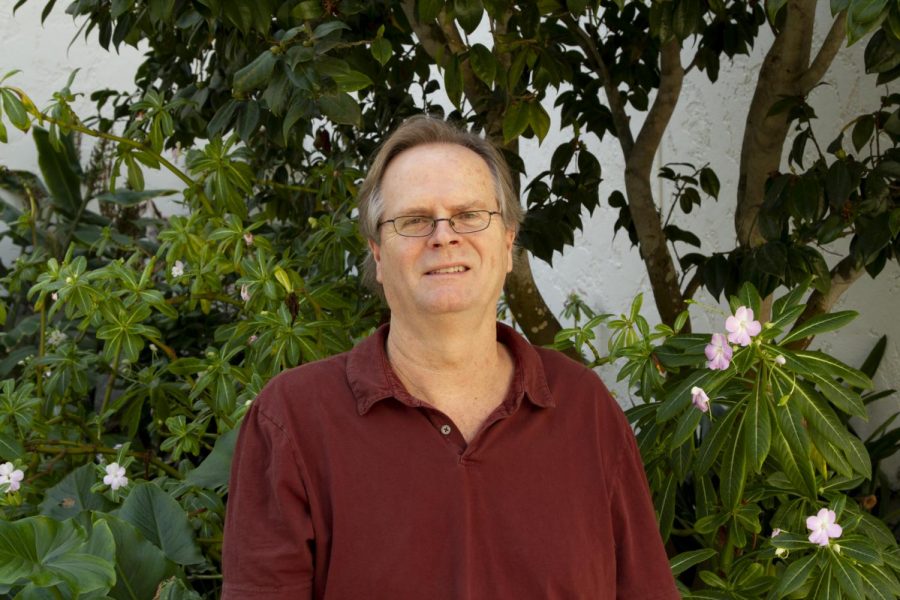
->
[556, 282, 900, 598]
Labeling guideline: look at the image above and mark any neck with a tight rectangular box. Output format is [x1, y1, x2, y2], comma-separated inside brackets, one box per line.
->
[386, 314, 501, 375]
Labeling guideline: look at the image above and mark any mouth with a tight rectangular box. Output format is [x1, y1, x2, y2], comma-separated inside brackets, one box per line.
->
[426, 265, 469, 275]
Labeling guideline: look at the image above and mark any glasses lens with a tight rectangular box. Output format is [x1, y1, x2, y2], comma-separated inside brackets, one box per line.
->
[394, 216, 434, 237]
[451, 211, 491, 233]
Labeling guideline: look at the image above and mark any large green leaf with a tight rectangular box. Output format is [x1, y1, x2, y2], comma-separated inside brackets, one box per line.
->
[779, 311, 858, 345]
[32, 126, 82, 217]
[0, 432, 24, 461]
[743, 376, 771, 473]
[233, 50, 278, 93]
[0, 516, 115, 596]
[39, 464, 114, 520]
[694, 403, 741, 475]
[786, 350, 872, 389]
[771, 553, 816, 598]
[669, 548, 717, 576]
[118, 482, 204, 565]
[185, 426, 238, 489]
[720, 415, 747, 508]
[775, 402, 817, 499]
[100, 514, 178, 600]
[318, 92, 361, 126]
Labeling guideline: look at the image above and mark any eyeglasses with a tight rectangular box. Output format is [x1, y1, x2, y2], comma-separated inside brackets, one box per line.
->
[377, 210, 501, 238]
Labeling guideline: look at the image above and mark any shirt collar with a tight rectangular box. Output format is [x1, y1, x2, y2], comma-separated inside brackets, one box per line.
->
[347, 322, 555, 416]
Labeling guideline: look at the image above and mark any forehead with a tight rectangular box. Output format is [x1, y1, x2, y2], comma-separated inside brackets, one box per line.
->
[380, 143, 496, 214]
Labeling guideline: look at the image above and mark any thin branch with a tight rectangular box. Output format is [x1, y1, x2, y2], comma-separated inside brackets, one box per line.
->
[797, 11, 847, 94]
[683, 269, 703, 300]
[560, 14, 635, 157]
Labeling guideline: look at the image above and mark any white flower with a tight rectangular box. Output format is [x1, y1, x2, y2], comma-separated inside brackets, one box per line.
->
[774, 355, 786, 366]
[171, 260, 185, 278]
[0, 462, 25, 493]
[243, 232, 254, 246]
[241, 284, 251, 302]
[51, 292, 59, 301]
[103, 462, 128, 491]
[47, 329, 67, 347]
[149, 343, 158, 353]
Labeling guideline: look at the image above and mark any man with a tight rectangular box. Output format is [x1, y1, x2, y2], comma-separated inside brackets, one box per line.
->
[222, 116, 679, 599]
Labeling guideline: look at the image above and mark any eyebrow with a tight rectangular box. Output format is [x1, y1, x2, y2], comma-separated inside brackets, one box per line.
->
[394, 202, 494, 216]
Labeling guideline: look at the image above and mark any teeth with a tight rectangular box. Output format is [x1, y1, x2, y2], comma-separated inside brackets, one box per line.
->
[430, 266, 466, 274]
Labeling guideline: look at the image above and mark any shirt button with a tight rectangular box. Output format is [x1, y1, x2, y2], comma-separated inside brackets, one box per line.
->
[440, 424, 452, 435]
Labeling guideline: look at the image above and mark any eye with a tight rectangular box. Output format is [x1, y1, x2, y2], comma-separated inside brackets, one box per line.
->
[399, 216, 428, 226]
[456, 211, 482, 222]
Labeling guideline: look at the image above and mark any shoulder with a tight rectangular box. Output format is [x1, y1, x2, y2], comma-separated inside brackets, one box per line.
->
[252, 351, 353, 425]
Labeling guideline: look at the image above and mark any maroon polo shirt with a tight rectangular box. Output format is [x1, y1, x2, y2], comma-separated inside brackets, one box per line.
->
[222, 323, 678, 599]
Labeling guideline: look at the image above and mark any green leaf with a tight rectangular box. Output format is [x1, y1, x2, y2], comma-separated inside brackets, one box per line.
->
[0, 432, 24, 461]
[39, 463, 114, 520]
[699, 167, 720, 199]
[743, 376, 771, 473]
[829, 551, 864, 598]
[847, 0, 890, 45]
[767, 0, 788, 24]
[371, 37, 392, 66]
[695, 404, 741, 475]
[233, 50, 278, 93]
[852, 115, 876, 150]
[0, 516, 115, 595]
[328, 69, 373, 93]
[118, 482, 205, 565]
[444, 55, 464, 109]
[656, 472, 676, 542]
[529, 101, 551, 142]
[185, 427, 238, 489]
[671, 403, 704, 449]
[775, 401, 817, 499]
[779, 311, 858, 345]
[771, 553, 817, 598]
[1, 89, 29, 131]
[454, 0, 484, 34]
[721, 414, 747, 508]
[32, 126, 83, 216]
[840, 536, 883, 565]
[319, 93, 361, 126]
[101, 514, 178, 600]
[502, 101, 530, 143]
[418, 0, 444, 21]
[787, 350, 872, 389]
[670, 548, 717, 576]
[469, 43, 496, 86]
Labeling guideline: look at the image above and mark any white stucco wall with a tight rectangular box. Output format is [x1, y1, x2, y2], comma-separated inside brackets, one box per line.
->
[1, 4, 897, 481]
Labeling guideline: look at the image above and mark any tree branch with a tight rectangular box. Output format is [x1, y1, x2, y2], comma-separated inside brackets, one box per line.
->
[561, 14, 634, 157]
[623, 38, 688, 327]
[797, 11, 847, 94]
[788, 255, 865, 349]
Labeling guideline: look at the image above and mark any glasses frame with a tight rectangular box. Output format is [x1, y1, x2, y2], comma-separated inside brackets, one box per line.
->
[377, 210, 502, 238]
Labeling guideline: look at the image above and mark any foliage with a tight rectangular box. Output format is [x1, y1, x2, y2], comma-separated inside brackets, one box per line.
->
[0, 73, 379, 595]
[555, 282, 900, 597]
[0, 0, 898, 597]
[9, 0, 896, 338]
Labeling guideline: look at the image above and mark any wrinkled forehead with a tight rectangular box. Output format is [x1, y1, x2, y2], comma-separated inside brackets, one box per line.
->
[380, 143, 498, 215]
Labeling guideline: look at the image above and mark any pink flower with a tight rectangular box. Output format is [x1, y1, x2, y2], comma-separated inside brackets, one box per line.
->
[806, 508, 842, 546]
[248, 335, 258, 345]
[241, 285, 251, 302]
[771, 528, 782, 537]
[726, 306, 761, 346]
[705, 333, 733, 370]
[0, 462, 25, 493]
[243, 232, 254, 246]
[691, 387, 710, 412]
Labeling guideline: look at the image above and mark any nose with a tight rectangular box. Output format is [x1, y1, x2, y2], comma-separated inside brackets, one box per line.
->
[429, 218, 460, 247]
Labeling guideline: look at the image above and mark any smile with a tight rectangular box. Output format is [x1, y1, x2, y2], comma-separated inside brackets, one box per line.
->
[427, 265, 469, 275]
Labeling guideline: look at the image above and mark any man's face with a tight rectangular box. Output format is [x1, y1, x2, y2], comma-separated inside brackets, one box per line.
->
[369, 143, 516, 321]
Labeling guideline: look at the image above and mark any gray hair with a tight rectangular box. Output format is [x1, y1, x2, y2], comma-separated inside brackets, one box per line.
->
[357, 115, 524, 293]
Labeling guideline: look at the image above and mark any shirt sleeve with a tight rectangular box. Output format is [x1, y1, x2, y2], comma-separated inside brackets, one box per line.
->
[221, 398, 315, 599]
[609, 410, 681, 600]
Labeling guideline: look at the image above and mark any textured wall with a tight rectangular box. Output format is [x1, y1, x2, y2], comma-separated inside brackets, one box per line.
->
[2, 3, 897, 481]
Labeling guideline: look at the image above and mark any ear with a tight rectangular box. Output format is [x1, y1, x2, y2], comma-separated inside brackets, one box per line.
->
[368, 238, 384, 283]
[504, 228, 516, 274]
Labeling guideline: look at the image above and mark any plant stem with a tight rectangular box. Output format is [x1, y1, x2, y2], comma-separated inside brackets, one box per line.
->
[98, 347, 122, 441]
